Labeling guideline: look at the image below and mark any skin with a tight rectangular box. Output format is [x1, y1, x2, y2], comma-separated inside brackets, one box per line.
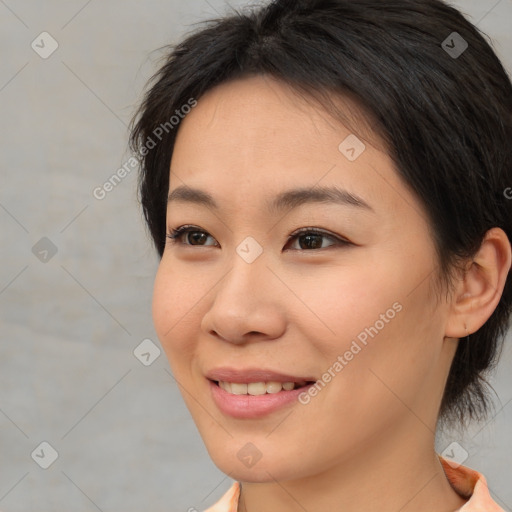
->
[152, 74, 511, 512]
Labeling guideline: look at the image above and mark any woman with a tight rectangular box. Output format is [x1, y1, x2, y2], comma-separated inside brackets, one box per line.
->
[129, 0, 512, 510]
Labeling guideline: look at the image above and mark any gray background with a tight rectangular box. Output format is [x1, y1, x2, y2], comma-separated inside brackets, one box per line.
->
[0, 1, 511, 511]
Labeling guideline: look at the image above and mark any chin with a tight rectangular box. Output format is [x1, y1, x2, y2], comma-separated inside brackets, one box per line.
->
[204, 441, 307, 483]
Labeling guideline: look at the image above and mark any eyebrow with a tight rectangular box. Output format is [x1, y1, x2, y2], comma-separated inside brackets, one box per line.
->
[167, 184, 374, 214]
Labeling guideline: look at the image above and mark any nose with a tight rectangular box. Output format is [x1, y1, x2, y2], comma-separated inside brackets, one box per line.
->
[200, 253, 286, 345]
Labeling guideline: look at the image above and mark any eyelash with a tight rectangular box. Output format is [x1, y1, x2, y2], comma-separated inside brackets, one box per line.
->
[166, 225, 352, 251]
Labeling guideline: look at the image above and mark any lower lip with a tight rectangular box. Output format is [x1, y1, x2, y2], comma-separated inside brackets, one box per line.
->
[209, 380, 314, 419]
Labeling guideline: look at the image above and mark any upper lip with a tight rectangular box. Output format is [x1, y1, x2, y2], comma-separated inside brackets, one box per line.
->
[205, 367, 316, 383]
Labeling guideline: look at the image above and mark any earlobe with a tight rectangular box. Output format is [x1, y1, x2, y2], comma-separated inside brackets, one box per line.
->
[444, 227, 512, 339]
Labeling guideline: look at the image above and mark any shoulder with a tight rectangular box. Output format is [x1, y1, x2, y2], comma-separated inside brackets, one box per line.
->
[203, 481, 240, 512]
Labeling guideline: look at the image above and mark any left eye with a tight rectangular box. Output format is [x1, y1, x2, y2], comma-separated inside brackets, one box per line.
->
[286, 228, 349, 250]
[166, 226, 351, 250]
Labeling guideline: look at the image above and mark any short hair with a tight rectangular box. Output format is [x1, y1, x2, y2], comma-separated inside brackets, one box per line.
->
[129, 0, 512, 427]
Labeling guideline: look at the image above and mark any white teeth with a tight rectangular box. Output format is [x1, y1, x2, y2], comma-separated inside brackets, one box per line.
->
[248, 382, 267, 395]
[266, 381, 283, 394]
[230, 383, 248, 395]
[218, 381, 303, 395]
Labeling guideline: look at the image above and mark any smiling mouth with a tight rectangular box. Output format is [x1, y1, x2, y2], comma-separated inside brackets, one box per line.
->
[212, 380, 315, 395]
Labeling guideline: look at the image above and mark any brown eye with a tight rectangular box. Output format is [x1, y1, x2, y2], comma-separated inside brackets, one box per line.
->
[166, 226, 218, 246]
[166, 225, 351, 251]
[285, 228, 351, 251]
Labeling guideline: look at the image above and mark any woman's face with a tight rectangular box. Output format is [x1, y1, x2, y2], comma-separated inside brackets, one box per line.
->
[152, 75, 457, 482]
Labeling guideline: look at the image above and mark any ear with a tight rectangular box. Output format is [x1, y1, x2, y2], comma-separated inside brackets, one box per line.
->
[445, 227, 512, 338]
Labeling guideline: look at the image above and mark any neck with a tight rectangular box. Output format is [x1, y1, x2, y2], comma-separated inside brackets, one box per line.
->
[237, 420, 467, 512]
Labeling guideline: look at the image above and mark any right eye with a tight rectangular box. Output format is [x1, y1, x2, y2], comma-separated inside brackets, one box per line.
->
[166, 225, 219, 247]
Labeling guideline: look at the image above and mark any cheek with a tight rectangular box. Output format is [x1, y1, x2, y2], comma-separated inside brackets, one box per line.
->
[319, 285, 441, 427]
[297, 254, 437, 394]
[151, 261, 202, 360]
[286, 262, 401, 355]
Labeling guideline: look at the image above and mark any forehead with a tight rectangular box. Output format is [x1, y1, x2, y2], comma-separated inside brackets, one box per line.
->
[169, 75, 424, 223]
[175, 75, 380, 155]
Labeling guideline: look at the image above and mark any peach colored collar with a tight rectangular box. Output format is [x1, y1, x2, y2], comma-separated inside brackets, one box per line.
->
[204, 481, 240, 512]
[438, 455, 505, 511]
